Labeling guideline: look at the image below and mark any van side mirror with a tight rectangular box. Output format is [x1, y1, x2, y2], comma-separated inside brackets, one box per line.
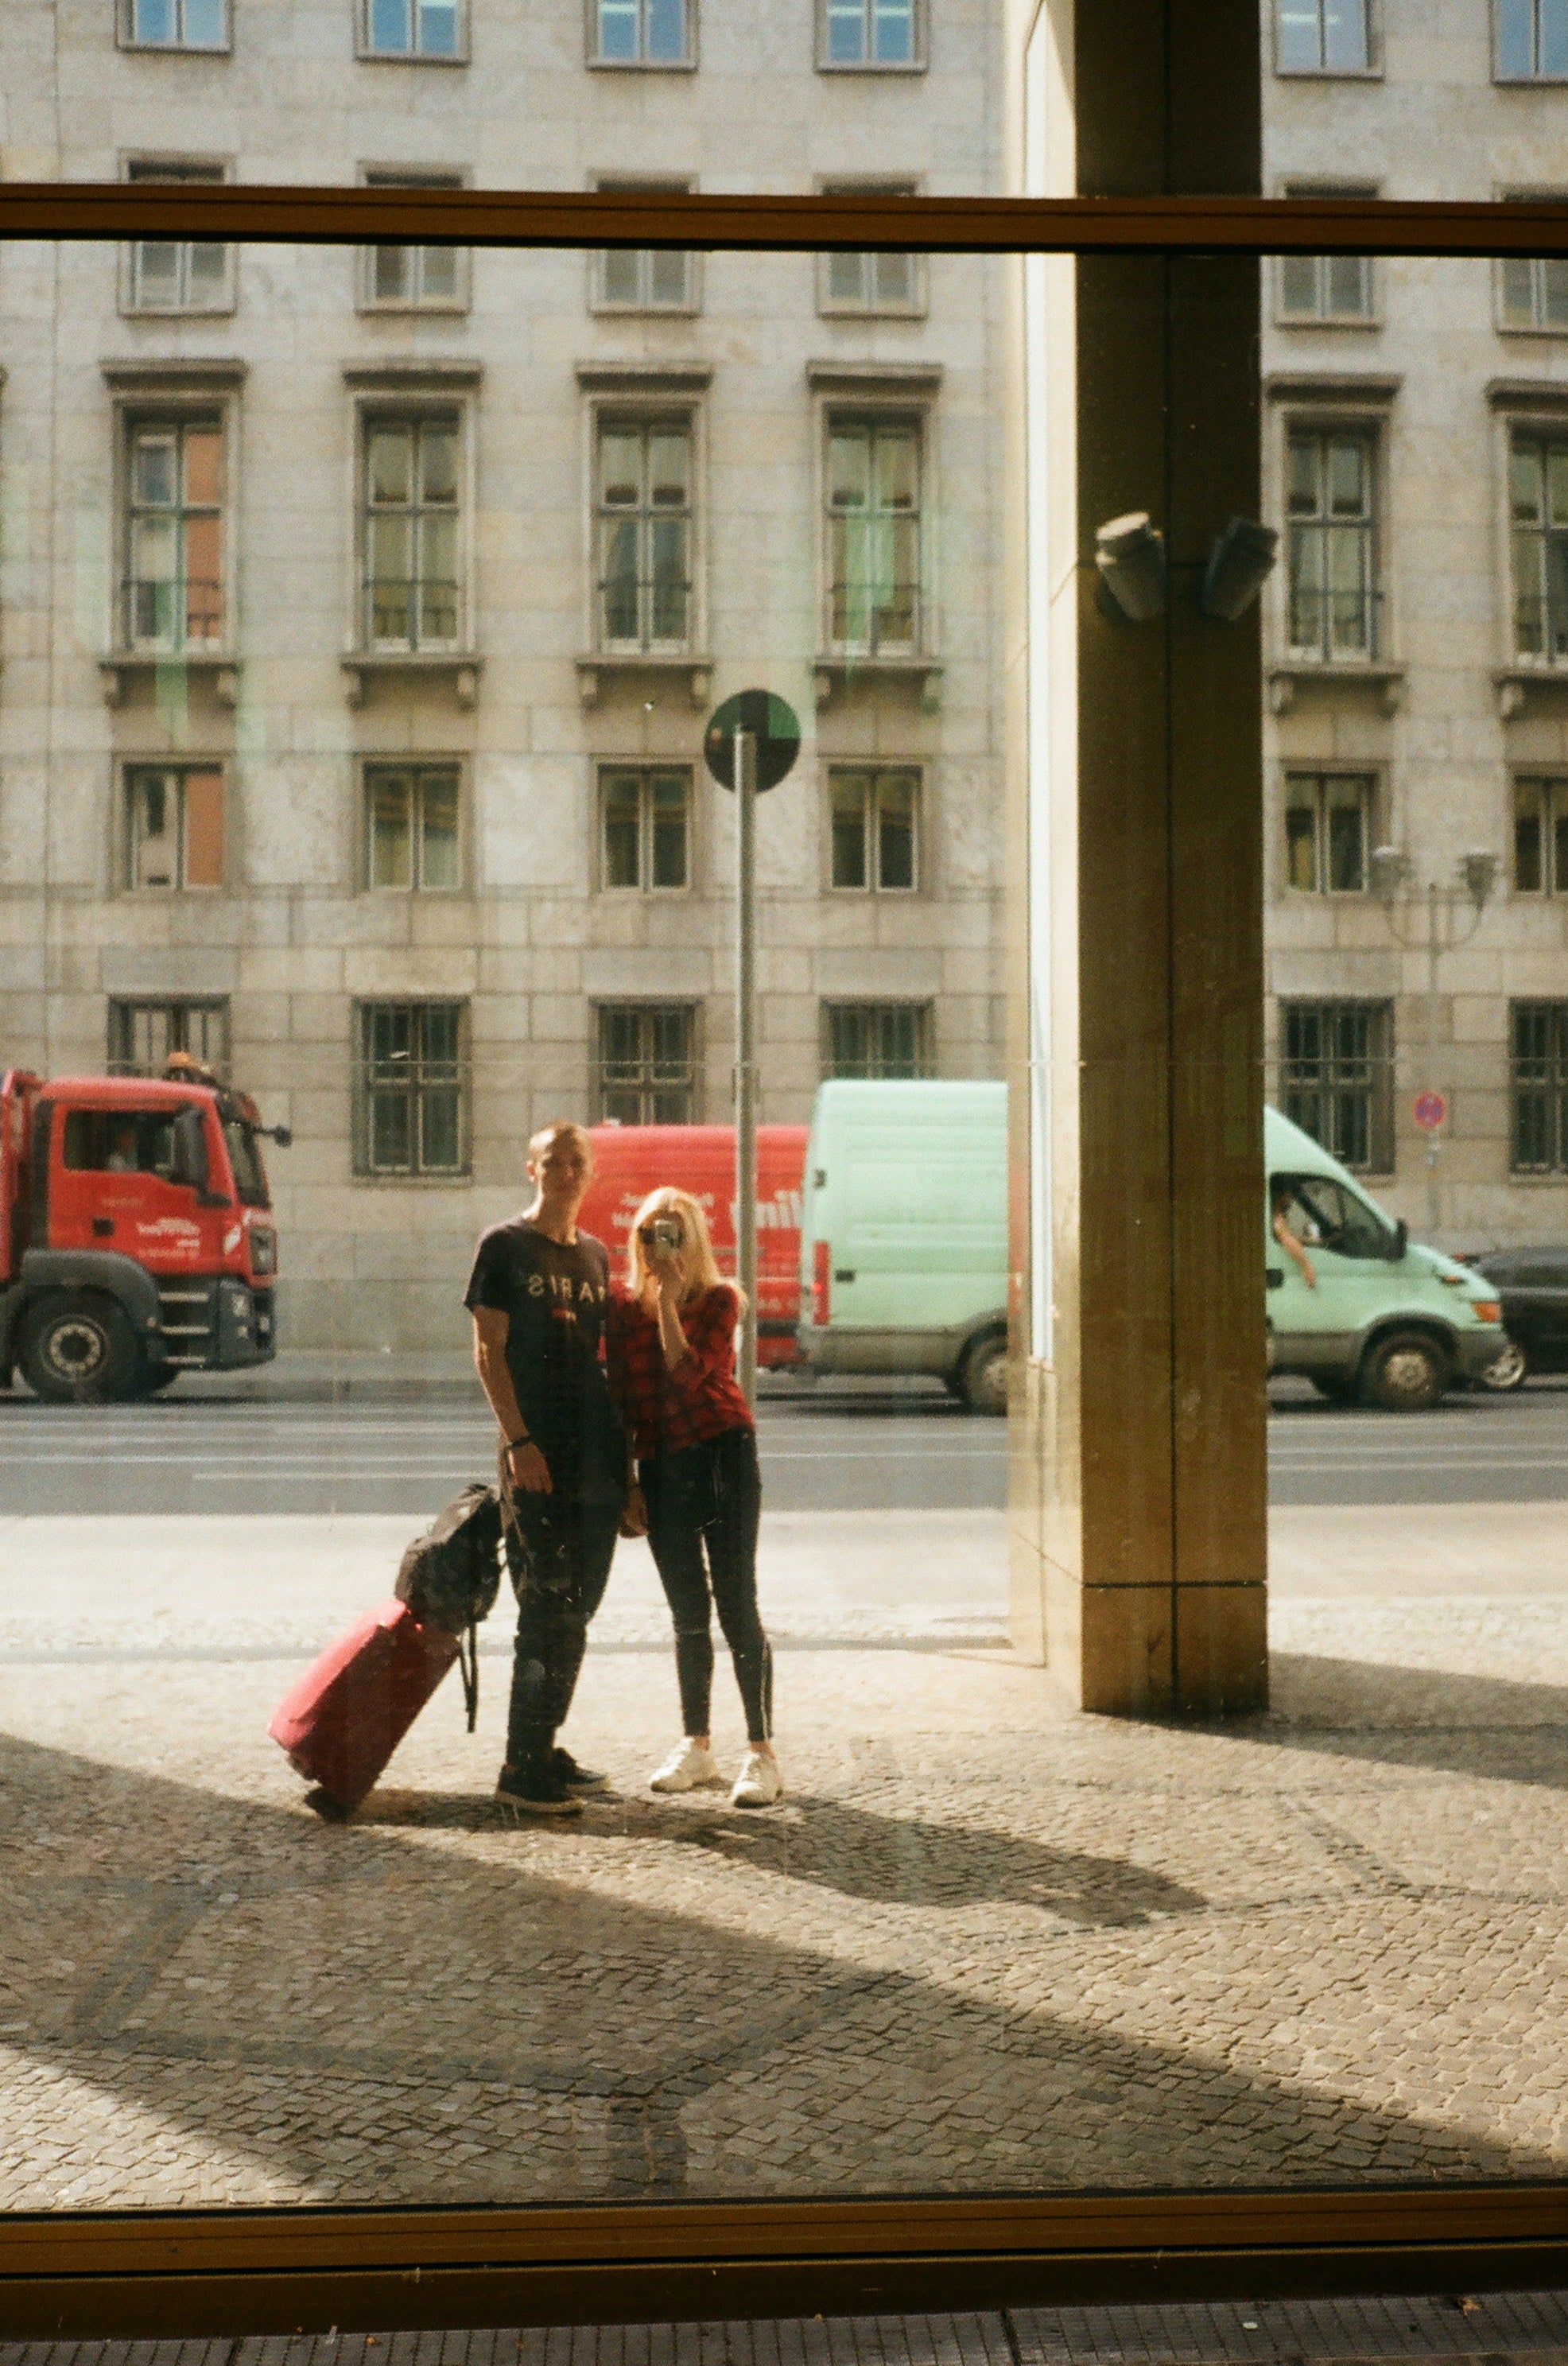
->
[1388, 1218, 1408, 1262]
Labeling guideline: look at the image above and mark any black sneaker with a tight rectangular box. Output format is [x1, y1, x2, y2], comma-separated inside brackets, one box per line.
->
[496, 1759, 584, 1817]
[553, 1746, 611, 1793]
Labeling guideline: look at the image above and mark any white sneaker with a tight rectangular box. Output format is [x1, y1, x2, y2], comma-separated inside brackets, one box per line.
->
[731, 1749, 783, 1808]
[648, 1739, 724, 1793]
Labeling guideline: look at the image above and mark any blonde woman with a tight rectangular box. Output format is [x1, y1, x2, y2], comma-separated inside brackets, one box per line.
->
[607, 1187, 780, 1807]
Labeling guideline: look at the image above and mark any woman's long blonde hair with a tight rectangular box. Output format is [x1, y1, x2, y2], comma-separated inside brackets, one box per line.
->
[625, 1186, 745, 1311]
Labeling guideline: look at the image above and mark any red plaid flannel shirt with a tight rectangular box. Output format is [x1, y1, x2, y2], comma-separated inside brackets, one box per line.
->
[606, 1282, 753, 1459]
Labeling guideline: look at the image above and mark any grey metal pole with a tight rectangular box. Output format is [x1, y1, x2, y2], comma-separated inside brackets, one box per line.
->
[1426, 878, 1441, 1239]
[735, 726, 759, 1408]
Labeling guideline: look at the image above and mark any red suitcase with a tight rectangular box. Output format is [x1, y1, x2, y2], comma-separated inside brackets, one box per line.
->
[268, 1597, 461, 1813]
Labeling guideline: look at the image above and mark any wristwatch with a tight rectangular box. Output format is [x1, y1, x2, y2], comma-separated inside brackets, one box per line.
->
[506, 1435, 530, 1454]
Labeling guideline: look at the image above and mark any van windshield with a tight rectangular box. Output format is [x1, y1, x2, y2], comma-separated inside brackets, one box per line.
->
[1271, 1172, 1394, 1262]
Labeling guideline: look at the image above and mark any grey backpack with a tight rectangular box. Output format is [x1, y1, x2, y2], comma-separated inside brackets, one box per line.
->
[394, 1482, 503, 1729]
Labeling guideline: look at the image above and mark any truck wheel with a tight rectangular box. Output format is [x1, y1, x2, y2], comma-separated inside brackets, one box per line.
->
[126, 1361, 181, 1399]
[1359, 1331, 1449, 1412]
[19, 1292, 144, 1404]
[959, 1331, 1009, 1416]
[1477, 1337, 1528, 1393]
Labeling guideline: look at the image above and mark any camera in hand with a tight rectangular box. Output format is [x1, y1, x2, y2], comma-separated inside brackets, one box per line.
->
[649, 1216, 684, 1255]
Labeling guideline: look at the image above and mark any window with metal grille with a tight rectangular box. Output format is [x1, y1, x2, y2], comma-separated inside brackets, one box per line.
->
[1286, 426, 1378, 660]
[821, 0, 918, 68]
[823, 1001, 933, 1080]
[830, 767, 919, 891]
[827, 416, 922, 655]
[365, 766, 461, 891]
[124, 417, 224, 652]
[356, 1002, 469, 1176]
[125, 766, 225, 892]
[1279, 1000, 1394, 1172]
[363, 415, 461, 651]
[1283, 772, 1371, 893]
[1510, 434, 1568, 660]
[596, 1004, 697, 1124]
[107, 997, 231, 1078]
[600, 769, 689, 891]
[1512, 1001, 1568, 1170]
[591, 0, 692, 65]
[362, 0, 462, 59]
[361, 174, 466, 310]
[123, 161, 231, 315]
[596, 418, 693, 651]
[1275, 0, 1371, 71]
[1496, 0, 1568, 79]
[121, 0, 227, 48]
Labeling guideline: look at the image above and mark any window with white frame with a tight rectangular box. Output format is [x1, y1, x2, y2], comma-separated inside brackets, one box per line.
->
[361, 0, 463, 59]
[356, 1002, 469, 1175]
[1496, 0, 1568, 80]
[591, 0, 693, 66]
[596, 1004, 697, 1123]
[122, 415, 225, 654]
[120, 0, 227, 49]
[1500, 254, 1568, 332]
[830, 767, 919, 891]
[123, 161, 232, 315]
[1277, 251, 1374, 324]
[823, 1001, 932, 1079]
[595, 417, 693, 651]
[366, 765, 461, 891]
[600, 767, 690, 891]
[826, 415, 922, 655]
[363, 414, 462, 651]
[1511, 433, 1568, 661]
[1275, 0, 1372, 72]
[1285, 425, 1379, 660]
[819, 189, 922, 316]
[820, 0, 919, 68]
[361, 173, 467, 310]
[108, 997, 230, 1078]
[125, 765, 225, 892]
[1284, 772, 1372, 893]
[1514, 776, 1568, 892]
[592, 200, 697, 313]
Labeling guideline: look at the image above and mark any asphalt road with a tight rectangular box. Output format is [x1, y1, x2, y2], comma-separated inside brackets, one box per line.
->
[6, 1374, 1568, 1512]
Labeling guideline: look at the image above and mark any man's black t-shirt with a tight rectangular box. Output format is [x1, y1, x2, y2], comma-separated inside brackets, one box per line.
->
[464, 1219, 624, 1492]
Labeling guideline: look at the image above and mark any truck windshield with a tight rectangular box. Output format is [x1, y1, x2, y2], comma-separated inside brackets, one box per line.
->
[223, 1121, 271, 1209]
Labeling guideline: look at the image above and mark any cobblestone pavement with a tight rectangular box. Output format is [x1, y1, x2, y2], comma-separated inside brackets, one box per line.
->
[2, 1509, 1567, 2209]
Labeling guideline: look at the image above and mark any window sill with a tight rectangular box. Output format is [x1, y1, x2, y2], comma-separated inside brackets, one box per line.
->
[1274, 313, 1380, 331]
[815, 653, 941, 710]
[352, 1171, 473, 1186]
[343, 653, 481, 709]
[1496, 665, 1568, 718]
[355, 46, 470, 65]
[589, 302, 703, 320]
[117, 37, 231, 54]
[815, 57, 927, 73]
[586, 55, 697, 70]
[576, 653, 712, 709]
[355, 300, 472, 318]
[818, 301, 928, 322]
[1273, 64, 1382, 80]
[1268, 661, 1403, 716]
[120, 301, 238, 321]
[101, 653, 237, 708]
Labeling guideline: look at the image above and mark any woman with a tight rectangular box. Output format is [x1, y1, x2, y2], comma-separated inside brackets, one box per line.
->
[607, 1187, 781, 1807]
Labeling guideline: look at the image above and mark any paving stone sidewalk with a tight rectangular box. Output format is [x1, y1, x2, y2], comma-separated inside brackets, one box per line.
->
[2, 1510, 1567, 2210]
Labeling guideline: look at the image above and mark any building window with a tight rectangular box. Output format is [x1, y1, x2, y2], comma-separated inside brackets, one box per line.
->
[356, 1002, 468, 1176]
[1513, 1002, 1568, 1168]
[1511, 434, 1568, 660]
[600, 767, 690, 890]
[366, 765, 460, 891]
[1283, 772, 1372, 893]
[830, 767, 919, 891]
[123, 417, 224, 654]
[824, 1001, 932, 1079]
[361, 0, 462, 60]
[596, 418, 693, 651]
[120, 0, 227, 49]
[1285, 426, 1377, 660]
[1513, 776, 1568, 892]
[1279, 1000, 1393, 1172]
[1276, 0, 1372, 72]
[123, 161, 232, 316]
[109, 997, 231, 1078]
[820, 0, 919, 68]
[1277, 253, 1373, 324]
[363, 414, 461, 651]
[1496, 0, 1568, 80]
[590, 0, 693, 66]
[360, 174, 466, 311]
[593, 244, 696, 313]
[818, 185, 922, 315]
[827, 416, 922, 655]
[125, 765, 224, 892]
[596, 1004, 697, 1123]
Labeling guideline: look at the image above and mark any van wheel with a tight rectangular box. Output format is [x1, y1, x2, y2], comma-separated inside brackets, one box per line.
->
[959, 1331, 1009, 1416]
[19, 1292, 143, 1404]
[1478, 1337, 1528, 1393]
[1359, 1331, 1449, 1412]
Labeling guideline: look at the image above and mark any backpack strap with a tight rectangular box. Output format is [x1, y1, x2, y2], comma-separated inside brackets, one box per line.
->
[460, 1618, 479, 1734]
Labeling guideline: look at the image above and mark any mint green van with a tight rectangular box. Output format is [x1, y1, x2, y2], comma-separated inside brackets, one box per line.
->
[1266, 1104, 1504, 1408]
[794, 1083, 1506, 1413]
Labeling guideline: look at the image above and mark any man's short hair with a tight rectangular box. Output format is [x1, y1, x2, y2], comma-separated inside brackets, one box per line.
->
[528, 1118, 592, 1165]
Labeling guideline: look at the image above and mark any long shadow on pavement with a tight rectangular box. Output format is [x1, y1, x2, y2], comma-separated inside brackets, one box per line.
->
[1262, 1654, 1568, 1791]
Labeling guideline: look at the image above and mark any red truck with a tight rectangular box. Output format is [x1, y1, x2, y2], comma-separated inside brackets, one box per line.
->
[1, 1063, 287, 1401]
[579, 1122, 808, 1367]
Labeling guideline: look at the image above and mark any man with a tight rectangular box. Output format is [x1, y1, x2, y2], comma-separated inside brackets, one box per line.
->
[466, 1119, 635, 1816]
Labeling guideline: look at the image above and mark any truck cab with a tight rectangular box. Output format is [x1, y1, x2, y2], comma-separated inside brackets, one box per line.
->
[0, 1067, 284, 1401]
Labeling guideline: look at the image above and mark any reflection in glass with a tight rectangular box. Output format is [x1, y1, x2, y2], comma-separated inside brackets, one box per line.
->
[597, 1004, 697, 1121]
[1287, 428, 1375, 659]
[1276, 0, 1370, 72]
[1280, 1000, 1392, 1171]
[1496, 0, 1568, 81]
[828, 419, 919, 653]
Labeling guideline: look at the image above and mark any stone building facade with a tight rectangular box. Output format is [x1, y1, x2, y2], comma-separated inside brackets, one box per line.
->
[0, 0, 1003, 1348]
[1263, 0, 1568, 1248]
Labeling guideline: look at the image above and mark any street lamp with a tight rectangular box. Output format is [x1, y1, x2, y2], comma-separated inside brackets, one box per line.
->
[1368, 845, 1497, 1237]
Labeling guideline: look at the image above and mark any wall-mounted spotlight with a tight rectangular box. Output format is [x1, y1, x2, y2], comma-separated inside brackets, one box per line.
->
[1200, 517, 1279, 621]
[1095, 511, 1166, 621]
[1461, 849, 1498, 911]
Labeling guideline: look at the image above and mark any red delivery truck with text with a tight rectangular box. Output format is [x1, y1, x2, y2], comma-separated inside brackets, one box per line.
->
[580, 1123, 808, 1367]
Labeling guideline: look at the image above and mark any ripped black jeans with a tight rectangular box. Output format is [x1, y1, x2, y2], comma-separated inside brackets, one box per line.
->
[639, 1425, 771, 1746]
[500, 1463, 622, 1774]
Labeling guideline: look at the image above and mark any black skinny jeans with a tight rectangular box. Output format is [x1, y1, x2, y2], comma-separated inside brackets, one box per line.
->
[500, 1462, 621, 1773]
[640, 1425, 771, 1746]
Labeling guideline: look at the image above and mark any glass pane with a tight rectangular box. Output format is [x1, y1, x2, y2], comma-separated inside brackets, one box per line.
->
[418, 511, 459, 642]
[600, 429, 641, 504]
[1324, 254, 1367, 317]
[134, 241, 181, 305]
[367, 0, 410, 50]
[826, 0, 867, 63]
[1496, 0, 1535, 74]
[419, 775, 460, 888]
[875, 428, 918, 509]
[872, 0, 913, 63]
[183, 425, 222, 508]
[831, 775, 868, 886]
[1279, 254, 1319, 316]
[186, 241, 228, 303]
[1285, 791, 1319, 891]
[367, 425, 412, 506]
[649, 247, 689, 305]
[648, 429, 689, 505]
[182, 771, 224, 888]
[133, 433, 177, 509]
[1321, 0, 1368, 71]
[417, 0, 458, 54]
[829, 252, 868, 304]
[1543, 0, 1568, 75]
[372, 246, 413, 302]
[1544, 258, 1568, 328]
[596, 0, 638, 60]
[1501, 257, 1538, 324]
[369, 775, 413, 888]
[1325, 779, 1365, 892]
[368, 515, 413, 641]
[829, 427, 870, 509]
[649, 776, 688, 887]
[600, 518, 639, 639]
[601, 248, 641, 305]
[132, 0, 178, 36]
[646, 0, 686, 60]
[420, 423, 459, 506]
[180, 0, 226, 37]
[420, 244, 459, 301]
[603, 774, 642, 886]
[1277, 0, 1323, 72]
[876, 775, 917, 889]
[649, 516, 688, 638]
